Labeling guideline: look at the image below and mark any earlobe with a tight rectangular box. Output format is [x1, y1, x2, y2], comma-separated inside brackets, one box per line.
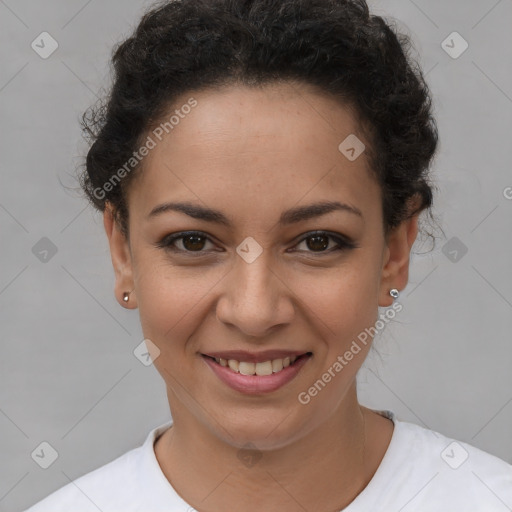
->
[121, 290, 137, 308]
[103, 204, 137, 309]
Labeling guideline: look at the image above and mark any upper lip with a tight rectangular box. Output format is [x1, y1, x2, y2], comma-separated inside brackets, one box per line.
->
[201, 350, 311, 363]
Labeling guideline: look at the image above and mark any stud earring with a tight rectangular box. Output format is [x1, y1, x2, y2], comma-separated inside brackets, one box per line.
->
[389, 288, 399, 300]
[122, 292, 130, 302]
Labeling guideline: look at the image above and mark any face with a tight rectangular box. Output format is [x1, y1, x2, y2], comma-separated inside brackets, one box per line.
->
[105, 82, 417, 450]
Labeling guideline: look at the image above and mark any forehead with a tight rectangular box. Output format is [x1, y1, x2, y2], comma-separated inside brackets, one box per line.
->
[128, 83, 381, 226]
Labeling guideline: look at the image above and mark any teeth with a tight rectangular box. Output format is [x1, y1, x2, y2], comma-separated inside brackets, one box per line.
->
[214, 355, 300, 375]
[272, 359, 283, 373]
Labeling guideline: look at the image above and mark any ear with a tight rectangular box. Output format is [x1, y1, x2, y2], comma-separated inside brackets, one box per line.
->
[378, 199, 421, 307]
[103, 203, 138, 309]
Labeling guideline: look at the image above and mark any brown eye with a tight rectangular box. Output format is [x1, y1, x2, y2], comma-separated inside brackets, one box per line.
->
[293, 231, 357, 254]
[157, 231, 216, 253]
[181, 234, 207, 251]
[157, 230, 356, 256]
[305, 234, 330, 252]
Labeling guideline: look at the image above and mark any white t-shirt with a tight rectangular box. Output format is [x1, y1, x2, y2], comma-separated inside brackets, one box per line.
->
[25, 410, 512, 512]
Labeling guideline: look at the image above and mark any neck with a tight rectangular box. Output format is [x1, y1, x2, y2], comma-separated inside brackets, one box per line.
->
[154, 384, 391, 512]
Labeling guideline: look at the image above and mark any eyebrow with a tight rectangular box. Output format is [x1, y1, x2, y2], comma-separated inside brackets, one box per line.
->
[147, 200, 363, 226]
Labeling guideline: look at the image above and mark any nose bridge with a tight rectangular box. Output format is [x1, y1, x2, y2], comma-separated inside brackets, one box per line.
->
[216, 247, 294, 336]
[233, 234, 276, 297]
[235, 251, 275, 302]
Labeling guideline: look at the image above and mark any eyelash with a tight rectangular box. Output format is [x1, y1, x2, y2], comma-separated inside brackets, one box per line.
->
[156, 230, 358, 256]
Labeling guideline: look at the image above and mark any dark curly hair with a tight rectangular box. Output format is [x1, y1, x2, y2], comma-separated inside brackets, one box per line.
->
[80, 0, 439, 242]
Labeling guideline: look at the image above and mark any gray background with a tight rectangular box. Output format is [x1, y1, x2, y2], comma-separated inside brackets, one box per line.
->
[1, 0, 511, 510]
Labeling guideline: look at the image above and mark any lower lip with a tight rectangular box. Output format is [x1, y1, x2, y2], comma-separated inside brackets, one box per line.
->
[201, 354, 312, 394]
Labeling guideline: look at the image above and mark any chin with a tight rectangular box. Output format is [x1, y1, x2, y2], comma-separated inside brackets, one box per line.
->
[210, 409, 313, 452]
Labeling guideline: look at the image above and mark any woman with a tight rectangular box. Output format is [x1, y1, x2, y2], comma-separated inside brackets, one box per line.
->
[26, 0, 512, 510]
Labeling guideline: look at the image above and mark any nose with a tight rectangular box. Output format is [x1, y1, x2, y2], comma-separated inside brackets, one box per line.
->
[215, 252, 295, 338]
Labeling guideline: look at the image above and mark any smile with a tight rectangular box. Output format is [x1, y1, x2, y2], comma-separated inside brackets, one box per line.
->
[204, 353, 311, 375]
[201, 353, 313, 394]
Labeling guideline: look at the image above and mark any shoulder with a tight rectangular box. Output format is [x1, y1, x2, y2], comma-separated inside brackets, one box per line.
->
[24, 446, 142, 512]
[24, 421, 174, 512]
[370, 411, 512, 510]
[399, 416, 512, 476]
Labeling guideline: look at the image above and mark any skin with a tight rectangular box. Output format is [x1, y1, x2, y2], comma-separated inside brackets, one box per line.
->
[103, 81, 420, 512]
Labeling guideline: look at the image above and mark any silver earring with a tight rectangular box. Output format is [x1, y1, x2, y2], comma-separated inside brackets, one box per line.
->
[389, 288, 399, 300]
[123, 292, 130, 302]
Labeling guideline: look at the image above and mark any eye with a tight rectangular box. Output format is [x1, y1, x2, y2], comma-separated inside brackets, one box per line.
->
[292, 231, 357, 254]
[156, 231, 217, 254]
[156, 230, 357, 256]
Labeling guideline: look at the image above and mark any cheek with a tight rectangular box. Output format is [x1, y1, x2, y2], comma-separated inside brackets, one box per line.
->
[134, 261, 221, 347]
[291, 258, 381, 339]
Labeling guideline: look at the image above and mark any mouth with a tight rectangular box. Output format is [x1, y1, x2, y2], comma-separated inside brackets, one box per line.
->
[201, 352, 313, 376]
[200, 351, 313, 394]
